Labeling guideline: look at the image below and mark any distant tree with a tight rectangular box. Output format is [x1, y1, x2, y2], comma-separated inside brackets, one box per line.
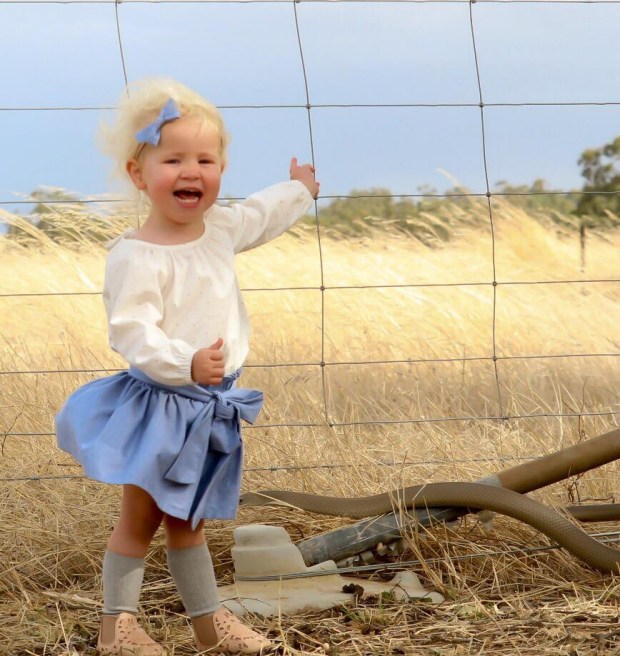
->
[30, 189, 84, 241]
[493, 179, 579, 216]
[311, 179, 582, 241]
[5, 189, 84, 241]
[316, 188, 400, 232]
[577, 136, 620, 225]
[6, 188, 111, 245]
[311, 188, 404, 237]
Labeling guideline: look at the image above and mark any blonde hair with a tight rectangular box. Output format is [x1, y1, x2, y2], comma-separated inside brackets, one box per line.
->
[98, 77, 231, 195]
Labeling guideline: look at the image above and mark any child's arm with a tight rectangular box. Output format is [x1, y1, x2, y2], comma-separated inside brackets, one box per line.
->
[222, 158, 319, 255]
[103, 246, 198, 386]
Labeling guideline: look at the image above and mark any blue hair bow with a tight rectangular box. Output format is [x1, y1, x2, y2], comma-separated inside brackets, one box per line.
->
[135, 98, 181, 147]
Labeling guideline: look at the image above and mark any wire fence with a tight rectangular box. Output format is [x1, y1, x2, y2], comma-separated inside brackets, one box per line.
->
[1, 0, 619, 490]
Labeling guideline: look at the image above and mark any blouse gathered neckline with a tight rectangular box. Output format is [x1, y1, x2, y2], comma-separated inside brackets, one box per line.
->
[115, 217, 211, 251]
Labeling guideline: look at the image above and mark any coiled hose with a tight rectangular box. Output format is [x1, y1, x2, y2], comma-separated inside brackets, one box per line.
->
[239, 482, 620, 573]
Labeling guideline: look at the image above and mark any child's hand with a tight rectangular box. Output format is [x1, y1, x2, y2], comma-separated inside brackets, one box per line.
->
[290, 157, 320, 199]
[191, 338, 225, 385]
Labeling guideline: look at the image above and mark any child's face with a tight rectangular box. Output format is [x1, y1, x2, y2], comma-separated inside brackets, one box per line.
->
[128, 116, 224, 228]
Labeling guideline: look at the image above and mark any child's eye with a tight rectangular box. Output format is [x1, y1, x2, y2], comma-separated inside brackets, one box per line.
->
[166, 159, 180, 164]
[200, 160, 213, 165]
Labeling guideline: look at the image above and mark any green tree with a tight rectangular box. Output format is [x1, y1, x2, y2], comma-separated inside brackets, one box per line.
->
[30, 188, 83, 241]
[6, 188, 112, 246]
[5, 189, 84, 241]
[311, 179, 581, 242]
[577, 136, 620, 225]
[493, 178, 579, 216]
[315, 187, 403, 236]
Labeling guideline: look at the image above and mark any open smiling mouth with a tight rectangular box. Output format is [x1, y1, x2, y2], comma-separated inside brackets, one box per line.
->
[173, 190, 203, 205]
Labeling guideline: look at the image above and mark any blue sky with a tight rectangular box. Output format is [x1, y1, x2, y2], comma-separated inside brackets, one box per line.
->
[1, 0, 619, 214]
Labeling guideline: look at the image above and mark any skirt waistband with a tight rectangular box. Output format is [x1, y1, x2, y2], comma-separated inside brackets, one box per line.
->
[127, 366, 242, 403]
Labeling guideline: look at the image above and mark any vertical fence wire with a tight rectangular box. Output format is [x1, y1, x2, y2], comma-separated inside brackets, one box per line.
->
[467, 0, 504, 419]
[292, 0, 332, 427]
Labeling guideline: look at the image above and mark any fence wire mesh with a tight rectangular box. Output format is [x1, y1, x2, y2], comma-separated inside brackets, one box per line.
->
[1, 0, 619, 495]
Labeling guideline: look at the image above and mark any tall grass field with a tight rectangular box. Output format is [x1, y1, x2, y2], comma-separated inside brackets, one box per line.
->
[1, 195, 619, 654]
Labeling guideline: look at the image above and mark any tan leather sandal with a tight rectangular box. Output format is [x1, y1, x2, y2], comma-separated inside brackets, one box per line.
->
[195, 607, 273, 654]
[97, 612, 166, 655]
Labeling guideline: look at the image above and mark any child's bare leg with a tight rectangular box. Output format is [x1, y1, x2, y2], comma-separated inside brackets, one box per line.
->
[100, 485, 164, 645]
[109, 484, 164, 556]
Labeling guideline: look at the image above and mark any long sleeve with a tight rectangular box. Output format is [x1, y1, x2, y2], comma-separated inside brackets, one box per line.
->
[222, 180, 314, 254]
[103, 245, 198, 386]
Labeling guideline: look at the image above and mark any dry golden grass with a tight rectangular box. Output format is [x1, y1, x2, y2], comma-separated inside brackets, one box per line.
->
[0, 195, 619, 654]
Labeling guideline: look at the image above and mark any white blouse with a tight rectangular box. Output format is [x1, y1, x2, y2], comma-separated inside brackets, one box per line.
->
[102, 180, 314, 386]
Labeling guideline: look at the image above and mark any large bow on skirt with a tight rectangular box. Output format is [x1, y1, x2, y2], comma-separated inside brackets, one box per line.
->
[164, 388, 263, 485]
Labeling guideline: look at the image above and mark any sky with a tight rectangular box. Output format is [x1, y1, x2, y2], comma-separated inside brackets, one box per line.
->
[1, 0, 619, 215]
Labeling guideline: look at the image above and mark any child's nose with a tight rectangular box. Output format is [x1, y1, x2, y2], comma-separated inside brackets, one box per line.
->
[181, 165, 200, 178]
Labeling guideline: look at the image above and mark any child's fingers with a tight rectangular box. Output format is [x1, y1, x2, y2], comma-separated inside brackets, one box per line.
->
[290, 158, 317, 173]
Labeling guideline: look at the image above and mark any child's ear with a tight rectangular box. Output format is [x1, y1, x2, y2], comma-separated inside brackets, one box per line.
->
[126, 159, 146, 190]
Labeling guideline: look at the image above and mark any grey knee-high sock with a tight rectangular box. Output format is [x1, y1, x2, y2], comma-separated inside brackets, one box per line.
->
[167, 543, 221, 618]
[102, 550, 145, 615]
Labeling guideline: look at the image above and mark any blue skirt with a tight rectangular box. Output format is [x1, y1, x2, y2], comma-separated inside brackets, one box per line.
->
[55, 366, 264, 528]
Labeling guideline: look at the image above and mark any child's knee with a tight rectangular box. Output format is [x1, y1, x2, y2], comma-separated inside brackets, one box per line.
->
[119, 505, 163, 540]
[139, 511, 164, 537]
[163, 514, 202, 532]
[163, 515, 205, 543]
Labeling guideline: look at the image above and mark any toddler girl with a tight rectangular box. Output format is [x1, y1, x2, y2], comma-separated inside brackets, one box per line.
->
[55, 77, 319, 655]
